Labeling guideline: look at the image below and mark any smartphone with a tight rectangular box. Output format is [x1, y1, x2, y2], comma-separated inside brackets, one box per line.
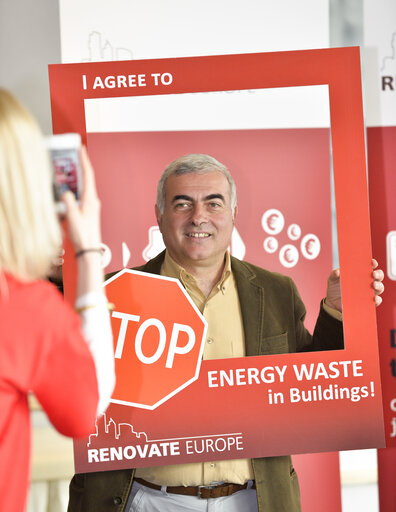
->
[46, 133, 82, 214]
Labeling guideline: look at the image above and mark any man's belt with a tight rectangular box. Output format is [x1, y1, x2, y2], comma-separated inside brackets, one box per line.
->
[134, 477, 256, 499]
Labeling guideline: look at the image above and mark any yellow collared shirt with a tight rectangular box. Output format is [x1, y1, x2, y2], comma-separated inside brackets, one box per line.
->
[135, 251, 254, 485]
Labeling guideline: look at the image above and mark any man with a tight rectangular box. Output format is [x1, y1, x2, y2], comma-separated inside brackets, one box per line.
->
[68, 154, 384, 512]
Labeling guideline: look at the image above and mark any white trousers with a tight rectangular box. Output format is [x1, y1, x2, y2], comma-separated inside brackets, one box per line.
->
[126, 480, 259, 512]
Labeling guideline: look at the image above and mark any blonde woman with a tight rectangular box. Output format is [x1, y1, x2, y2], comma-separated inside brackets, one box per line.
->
[0, 89, 115, 511]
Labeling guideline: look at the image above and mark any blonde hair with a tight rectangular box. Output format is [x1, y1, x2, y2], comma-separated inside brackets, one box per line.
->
[0, 89, 61, 281]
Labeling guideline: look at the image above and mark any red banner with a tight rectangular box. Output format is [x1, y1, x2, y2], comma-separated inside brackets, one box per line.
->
[367, 126, 396, 446]
[367, 126, 396, 511]
[363, 2, 396, 507]
[48, 50, 381, 512]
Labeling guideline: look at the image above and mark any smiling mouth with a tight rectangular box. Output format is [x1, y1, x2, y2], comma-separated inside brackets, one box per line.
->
[186, 232, 211, 238]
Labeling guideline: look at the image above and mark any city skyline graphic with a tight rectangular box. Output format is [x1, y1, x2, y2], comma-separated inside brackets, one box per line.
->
[87, 413, 148, 447]
[87, 413, 243, 448]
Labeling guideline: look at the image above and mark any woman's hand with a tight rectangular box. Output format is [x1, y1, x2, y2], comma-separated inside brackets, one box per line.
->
[61, 146, 104, 296]
[61, 146, 102, 253]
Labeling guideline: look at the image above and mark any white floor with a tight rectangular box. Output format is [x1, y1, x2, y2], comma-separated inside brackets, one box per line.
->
[342, 483, 379, 512]
[340, 449, 379, 512]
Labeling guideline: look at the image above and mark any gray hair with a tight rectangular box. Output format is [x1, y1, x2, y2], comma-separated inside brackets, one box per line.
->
[156, 154, 237, 213]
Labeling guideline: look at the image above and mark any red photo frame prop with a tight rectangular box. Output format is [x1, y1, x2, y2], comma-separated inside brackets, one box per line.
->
[49, 47, 385, 473]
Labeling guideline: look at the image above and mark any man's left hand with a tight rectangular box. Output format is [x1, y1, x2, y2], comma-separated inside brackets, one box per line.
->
[325, 258, 385, 313]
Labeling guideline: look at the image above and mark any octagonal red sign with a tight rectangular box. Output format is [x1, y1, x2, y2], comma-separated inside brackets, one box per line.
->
[104, 269, 207, 409]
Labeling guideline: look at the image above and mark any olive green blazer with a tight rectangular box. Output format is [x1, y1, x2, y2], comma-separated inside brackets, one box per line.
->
[68, 251, 343, 512]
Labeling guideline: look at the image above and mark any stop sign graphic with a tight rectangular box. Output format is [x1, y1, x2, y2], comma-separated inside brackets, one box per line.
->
[104, 269, 207, 410]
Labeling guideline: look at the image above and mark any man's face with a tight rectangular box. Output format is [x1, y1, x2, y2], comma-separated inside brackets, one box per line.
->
[155, 171, 236, 271]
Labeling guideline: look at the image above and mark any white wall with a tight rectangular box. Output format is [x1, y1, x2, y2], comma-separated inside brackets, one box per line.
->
[0, 0, 61, 133]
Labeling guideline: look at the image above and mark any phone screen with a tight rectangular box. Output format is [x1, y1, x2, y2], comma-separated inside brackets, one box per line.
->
[46, 133, 82, 212]
[51, 147, 81, 200]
